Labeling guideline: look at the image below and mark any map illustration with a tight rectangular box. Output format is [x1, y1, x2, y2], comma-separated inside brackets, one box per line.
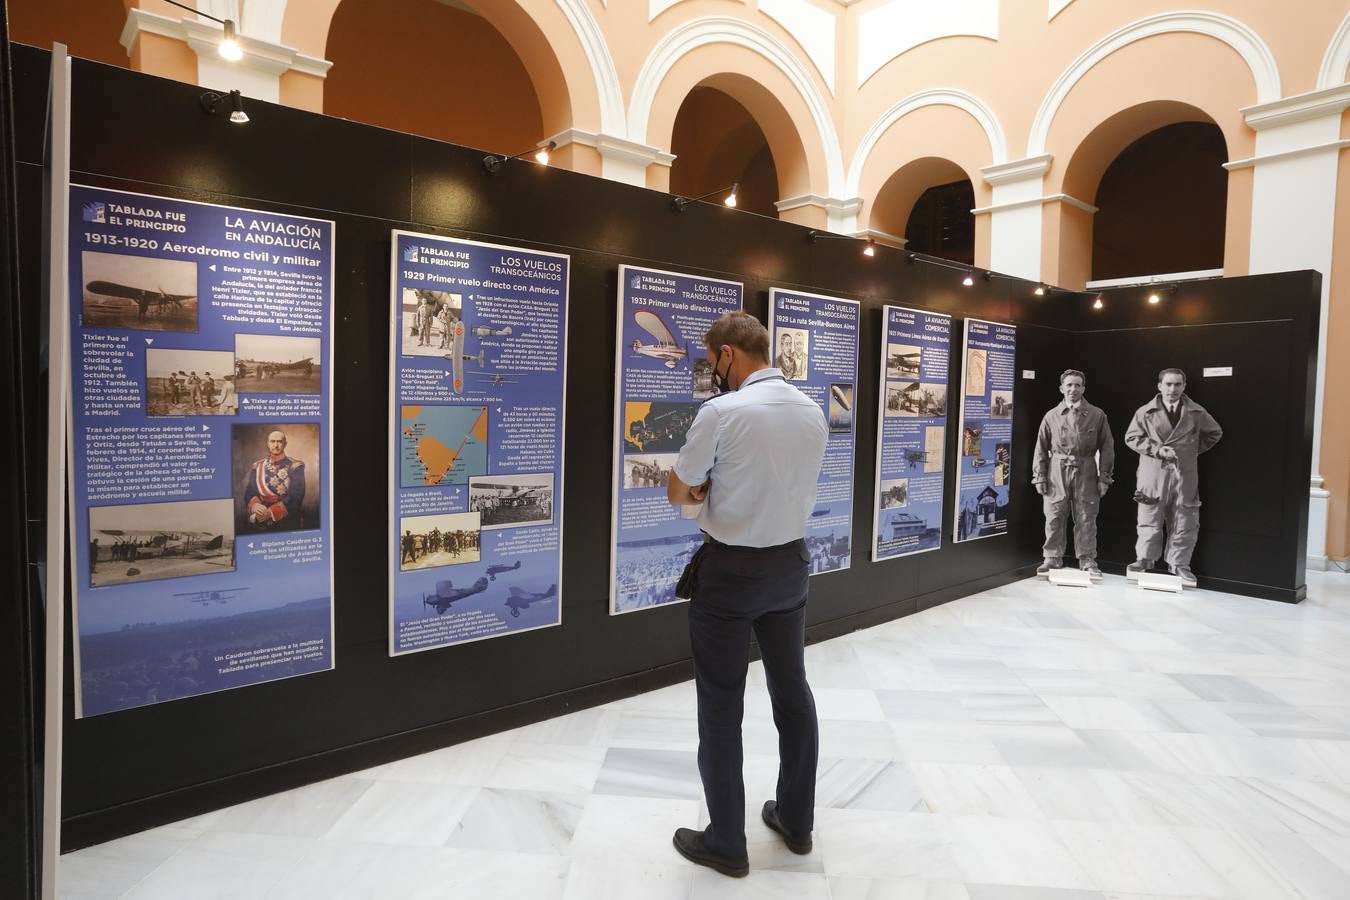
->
[400, 405, 488, 487]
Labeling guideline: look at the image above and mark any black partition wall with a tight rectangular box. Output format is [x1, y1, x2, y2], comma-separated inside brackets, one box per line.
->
[7, 46, 1318, 850]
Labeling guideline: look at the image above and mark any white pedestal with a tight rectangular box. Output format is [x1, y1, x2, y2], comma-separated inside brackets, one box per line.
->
[1048, 568, 1093, 588]
[1138, 572, 1184, 593]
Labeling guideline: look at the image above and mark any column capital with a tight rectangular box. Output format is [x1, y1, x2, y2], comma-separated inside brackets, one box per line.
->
[121, 9, 331, 102]
[774, 195, 863, 233]
[980, 154, 1053, 187]
[1241, 83, 1350, 131]
[544, 130, 674, 187]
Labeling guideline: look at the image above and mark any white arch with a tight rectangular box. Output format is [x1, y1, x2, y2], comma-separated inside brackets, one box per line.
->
[556, 0, 625, 134]
[1318, 10, 1350, 90]
[1028, 10, 1281, 157]
[846, 88, 1007, 197]
[627, 16, 846, 197]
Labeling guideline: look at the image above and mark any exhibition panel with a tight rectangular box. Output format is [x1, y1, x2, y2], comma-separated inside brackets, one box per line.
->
[609, 265, 743, 616]
[388, 231, 568, 654]
[768, 288, 861, 575]
[68, 185, 336, 717]
[873, 306, 952, 561]
[954, 319, 1018, 543]
[6, 47, 1319, 849]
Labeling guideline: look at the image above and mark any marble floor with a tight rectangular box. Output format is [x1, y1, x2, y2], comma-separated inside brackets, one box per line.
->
[60, 570, 1350, 899]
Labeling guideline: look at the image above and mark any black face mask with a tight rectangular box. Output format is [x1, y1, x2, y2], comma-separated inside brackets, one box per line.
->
[711, 348, 732, 394]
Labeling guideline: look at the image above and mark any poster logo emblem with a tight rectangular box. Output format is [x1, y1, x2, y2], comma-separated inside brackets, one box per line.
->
[82, 202, 106, 223]
[630, 274, 641, 290]
[403, 245, 420, 263]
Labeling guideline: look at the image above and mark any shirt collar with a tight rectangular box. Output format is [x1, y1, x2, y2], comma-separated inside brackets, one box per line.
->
[740, 367, 783, 389]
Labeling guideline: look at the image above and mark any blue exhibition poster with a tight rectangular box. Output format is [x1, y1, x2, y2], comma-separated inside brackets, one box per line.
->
[610, 265, 743, 615]
[954, 318, 1017, 542]
[68, 185, 335, 717]
[768, 288, 859, 574]
[389, 231, 568, 653]
[873, 305, 951, 560]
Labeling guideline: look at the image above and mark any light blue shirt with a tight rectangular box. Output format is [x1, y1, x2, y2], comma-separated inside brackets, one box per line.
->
[674, 367, 828, 547]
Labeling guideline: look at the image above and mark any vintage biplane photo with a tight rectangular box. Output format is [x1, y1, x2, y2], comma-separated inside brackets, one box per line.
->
[400, 288, 464, 360]
[630, 308, 688, 369]
[886, 343, 922, 379]
[145, 348, 237, 417]
[80, 250, 198, 332]
[468, 473, 554, 529]
[234, 334, 322, 394]
[88, 498, 235, 588]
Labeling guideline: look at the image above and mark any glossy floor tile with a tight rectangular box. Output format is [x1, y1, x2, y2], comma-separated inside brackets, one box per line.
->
[59, 570, 1350, 898]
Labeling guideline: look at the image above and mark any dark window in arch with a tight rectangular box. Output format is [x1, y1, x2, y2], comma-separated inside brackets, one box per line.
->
[904, 180, 975, 265]
[1092, 122, 1227, 280]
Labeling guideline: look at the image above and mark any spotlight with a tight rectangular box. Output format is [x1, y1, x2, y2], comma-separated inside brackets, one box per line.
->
[962, 272, 975, 287]
[484, 140, 556, 174]
[906, 253, 917, 265]
[1034, 284, 1046, 296]
[862, 238, 876, 257]
[219, 19, 243, 61]
[807, 229, 874, 256]
[1093, 294, 1104, 310]
[1147, 292, 1160, 304]
[200, 89, 249, 125]
[982, 270, 993, 282]
[673, 183, 738, 212]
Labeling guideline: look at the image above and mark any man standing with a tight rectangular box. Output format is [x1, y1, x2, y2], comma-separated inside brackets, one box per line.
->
[1124, 368, 1222, 586]
[1033, 370, 1114, 579]
[666, 311, 828, 878]
[774, 333, 797, 379]
[417, 292, 439, 347]
[241, 429, 308, 531]
[791, 333, 808, 380]
[437, 302, 457, 350]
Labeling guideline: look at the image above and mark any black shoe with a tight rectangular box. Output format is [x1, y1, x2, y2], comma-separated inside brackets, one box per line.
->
[671, 828, 749, 877]
[761, 801, 812, 854]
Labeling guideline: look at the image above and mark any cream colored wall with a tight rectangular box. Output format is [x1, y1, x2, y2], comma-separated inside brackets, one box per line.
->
[11, 0, 1350, 558]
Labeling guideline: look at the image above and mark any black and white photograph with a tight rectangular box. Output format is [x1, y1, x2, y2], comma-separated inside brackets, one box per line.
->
[231, 423, 321, 533]
[692, 358, 719, 400]
[88, 498, 235, 588]
[81, 250, 198, 332]
[400, 288, 463, 358]
[828, 383, 854, 433]
[145, 348, 237, 417]
[623, 401, 699, 453]
[775, 326, 809, 381]
[623, 453, 679, 490]
[879, 477, 909, 509]
[990, 389, 1013, 419]
[886, 343, 922, 379]
[234, 334, 322, 394]
[887, 382, 947, 417]
[397, 511, 481, 571]
[993, 441, 1011, 486]
[469, 473, 554, 529]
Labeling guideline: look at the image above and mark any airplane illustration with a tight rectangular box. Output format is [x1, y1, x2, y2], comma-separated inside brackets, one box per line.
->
[422, 576, 490, 615]
[472, 325, 512, 338]
[86, 280, 196, 320]
[442, 320, 486, 395]
[467, 372, 520, 387]
[172, 587, 250, 606]
[830, 385, 852, 411]
[486, 560, 521, 580]
[971, 456, 991, 469]
[888, 351, 921, 376]
[631, 309, 688, 369]
[505, 583, 557, 618]
[811, 505, 831, 518]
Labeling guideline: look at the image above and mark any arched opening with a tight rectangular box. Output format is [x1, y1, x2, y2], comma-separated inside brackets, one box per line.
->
[669, 87, 779, 217]
[8, 0, 126, 67]
[324, 0, 545, 155]
[1091, 122, 1228, 280]
[870, 157, 976, 264]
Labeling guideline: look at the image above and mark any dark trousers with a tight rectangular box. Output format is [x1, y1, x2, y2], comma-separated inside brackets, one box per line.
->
[688, 538, 818, 860]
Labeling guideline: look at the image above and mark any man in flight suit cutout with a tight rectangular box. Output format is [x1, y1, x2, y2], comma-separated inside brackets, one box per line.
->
[1033, 369, 1113, 579]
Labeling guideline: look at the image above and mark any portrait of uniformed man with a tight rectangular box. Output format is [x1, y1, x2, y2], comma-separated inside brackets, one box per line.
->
[1124, 367, 1222, 586]
[239, 428, 309, 532]
[775, 333, 799, 379]
[1032, 369, 1114, 579]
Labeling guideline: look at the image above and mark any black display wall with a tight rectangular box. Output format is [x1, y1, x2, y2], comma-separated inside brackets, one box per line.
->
[8, 47, 1316, 850]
